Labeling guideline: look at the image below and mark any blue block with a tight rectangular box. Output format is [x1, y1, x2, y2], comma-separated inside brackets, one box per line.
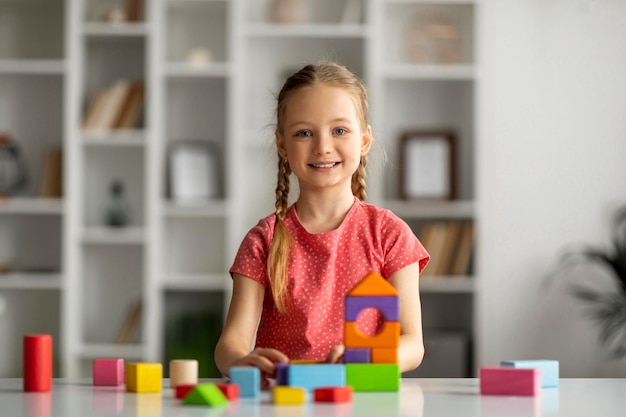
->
[287, 364, 346, 391]
[500, 360, 559, 388]
[230, 367, 260, 397]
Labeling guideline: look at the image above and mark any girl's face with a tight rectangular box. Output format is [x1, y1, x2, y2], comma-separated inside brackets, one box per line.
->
[277, 84, 372, 196]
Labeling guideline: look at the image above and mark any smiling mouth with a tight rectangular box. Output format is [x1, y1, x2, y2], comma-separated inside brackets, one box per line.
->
[309, 162, 340, 168]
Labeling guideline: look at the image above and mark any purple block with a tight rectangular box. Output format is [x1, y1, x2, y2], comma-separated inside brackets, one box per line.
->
[276, 363, 289, 386]
[343, 348, 370, 364]
[345, 295, 399, 322]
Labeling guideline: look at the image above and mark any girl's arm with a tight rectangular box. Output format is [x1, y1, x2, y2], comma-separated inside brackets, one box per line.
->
[214, 273, 289, 379]
[389, 262, 425, 373]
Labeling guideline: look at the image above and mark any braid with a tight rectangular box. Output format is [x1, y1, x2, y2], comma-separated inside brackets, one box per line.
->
[352, 155, 368, 201]
[267, 157, 293, 313]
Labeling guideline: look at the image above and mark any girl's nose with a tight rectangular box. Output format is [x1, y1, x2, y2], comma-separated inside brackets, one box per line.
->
[313, 133, 332, 155]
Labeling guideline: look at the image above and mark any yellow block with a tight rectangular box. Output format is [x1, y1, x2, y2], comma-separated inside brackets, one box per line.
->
[126, 363, 162, 393]
[273, 386, 306, 405]
[344, 321, 400, 348]
[371, 348, 398, 364]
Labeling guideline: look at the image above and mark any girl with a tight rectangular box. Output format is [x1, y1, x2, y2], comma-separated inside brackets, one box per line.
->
[215, 62, 429, 386]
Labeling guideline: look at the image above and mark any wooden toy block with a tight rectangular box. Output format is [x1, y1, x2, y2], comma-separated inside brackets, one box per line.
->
[230, 366, 260, 398]
[290, 359, 324, 364]
[216, 383, 240, 400]
[273, 386, 306, 405]
[287, 364, 346, 392]
[371, 348, 398, 364]
[93, 358, 125, 386]
[347, 271, 398, 296]
[480, 367, 540, 396]
[500, 360, 559, 387]
[314, 386, 353, 403]
[175, 384, 196, 399]
[344, 321, 400, 348]
[343, 348, 370, 364]
[345, 295, 399, 322]
[23, 334, 52, 392]
[169, 359, 198, 388]
[183, 383, 229, 407]
[125, 363, 162, 393]
[276, 363, 289, 386]
[345, 364, 400, 392]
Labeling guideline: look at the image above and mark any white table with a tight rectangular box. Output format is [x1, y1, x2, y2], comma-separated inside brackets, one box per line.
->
[1, 378, 625, 416]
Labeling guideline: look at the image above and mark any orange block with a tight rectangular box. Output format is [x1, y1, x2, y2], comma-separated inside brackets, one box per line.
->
[371, 348, 398, 364]
[344, 321, 400, 349]
[348, 271, 398, 296]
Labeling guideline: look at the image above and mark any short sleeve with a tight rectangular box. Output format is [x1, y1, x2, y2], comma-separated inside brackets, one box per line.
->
[380, 210, 430, 278]
[229, 216, 275, 286]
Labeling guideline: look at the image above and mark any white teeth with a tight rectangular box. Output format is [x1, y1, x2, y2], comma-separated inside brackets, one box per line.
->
[312, 163, 336, 168]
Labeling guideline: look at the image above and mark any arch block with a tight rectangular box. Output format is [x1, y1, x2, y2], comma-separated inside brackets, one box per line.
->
[345, 295, 399, 322]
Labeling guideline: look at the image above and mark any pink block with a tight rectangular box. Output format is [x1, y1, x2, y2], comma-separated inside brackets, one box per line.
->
[480, 367, 540, 396]
[93, 358, 125, 386]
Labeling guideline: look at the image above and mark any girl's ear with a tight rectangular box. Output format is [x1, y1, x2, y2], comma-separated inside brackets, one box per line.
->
[361, 125, 373, 156]
[276, 131, 288, 159]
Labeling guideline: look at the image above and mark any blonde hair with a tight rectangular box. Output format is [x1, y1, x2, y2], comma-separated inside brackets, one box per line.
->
[268, 62, 371, 313]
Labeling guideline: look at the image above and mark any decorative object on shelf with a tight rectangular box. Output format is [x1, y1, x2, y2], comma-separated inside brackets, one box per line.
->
[168, 141, 220, 202]
[551, 206, 626, 358]
[404, 9, 462, 64]
[399, 131, 457, 200]
[39, 146, 63, 198]
[0, 133, 28, 197]
[83, 80, 145, 131]
[186, 47, 213, 68]
[268, 0, 308, 24]
[419, 220, 474, 277]
[115, 299, 142, 343]
[100, 8, 127, 24]
[105, 179, 132, 227]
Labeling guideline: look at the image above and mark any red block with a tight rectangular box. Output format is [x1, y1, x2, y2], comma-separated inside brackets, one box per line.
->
[216, 383, 240, 400]
[23, 334, 52, 392]
[314, 386, 353, 403]
[93, 358, 125, 386]
[480, 367, 540, 396]
[175, 384, 196, 399]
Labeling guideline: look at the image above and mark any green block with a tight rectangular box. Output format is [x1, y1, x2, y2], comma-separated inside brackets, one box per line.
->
[346, 364, 400, 392]
[183, 383, 228, 406]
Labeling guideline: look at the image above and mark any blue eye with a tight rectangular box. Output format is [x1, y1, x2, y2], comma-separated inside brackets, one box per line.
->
[334, 128, 347, 135]
[296, 131, 311, 137]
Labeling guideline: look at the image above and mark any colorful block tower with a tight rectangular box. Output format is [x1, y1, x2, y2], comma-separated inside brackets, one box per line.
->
[343, 271, 400, 391]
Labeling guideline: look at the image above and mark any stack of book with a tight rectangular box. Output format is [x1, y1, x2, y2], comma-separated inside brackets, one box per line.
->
[82, 80, 145, 131]
[419, 220, 474, 277]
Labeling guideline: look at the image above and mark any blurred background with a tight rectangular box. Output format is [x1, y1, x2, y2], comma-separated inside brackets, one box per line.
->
[0, 0, 625, 379]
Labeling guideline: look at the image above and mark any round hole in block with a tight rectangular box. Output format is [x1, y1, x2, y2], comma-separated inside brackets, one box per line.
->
[355, 307, 385, 336]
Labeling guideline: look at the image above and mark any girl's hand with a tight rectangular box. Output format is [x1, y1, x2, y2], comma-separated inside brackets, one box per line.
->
[325, 344, 345, 364]
[229, 348, 289, 390]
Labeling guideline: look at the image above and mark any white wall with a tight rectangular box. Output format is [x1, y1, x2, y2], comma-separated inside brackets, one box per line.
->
[478, 0, 626, 376]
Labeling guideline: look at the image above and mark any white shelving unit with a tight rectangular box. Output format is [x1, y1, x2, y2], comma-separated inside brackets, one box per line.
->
[0, 0, 483, 379]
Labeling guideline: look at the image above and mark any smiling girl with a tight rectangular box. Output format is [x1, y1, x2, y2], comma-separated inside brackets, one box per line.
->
[214, 62, 430, 388]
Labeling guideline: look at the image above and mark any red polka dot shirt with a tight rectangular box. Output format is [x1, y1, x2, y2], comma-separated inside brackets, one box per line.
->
[229, 198, 430, 360]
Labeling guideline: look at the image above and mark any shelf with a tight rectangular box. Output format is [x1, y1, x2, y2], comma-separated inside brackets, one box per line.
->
[0, 198, 64, 215]
[161, 273, 226, 291]
[0, 273, 62, 290]
[385, 64, 476, 80]
[78, 343, 144, 359]
[0, 59, 65, 75]
[383, 199, 475, 219]
[83, 22, 149, 37]
[82, 129, 146, 146]
[420, 276, 474, 293]
[246, 23, 368, 39]
[82, 227, 145, 245]
[386, 0, 477, 4]
[164, 200, 229, 218]
[166, 62, 231, 78]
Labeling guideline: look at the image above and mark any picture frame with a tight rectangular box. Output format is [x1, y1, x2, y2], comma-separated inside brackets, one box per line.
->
[399, 131, 457, 200]
[167, 141, 220, 202]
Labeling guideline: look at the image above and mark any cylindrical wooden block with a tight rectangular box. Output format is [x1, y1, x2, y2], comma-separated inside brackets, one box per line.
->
[169, 359, 198, 388]
[23, 334, 53, 392]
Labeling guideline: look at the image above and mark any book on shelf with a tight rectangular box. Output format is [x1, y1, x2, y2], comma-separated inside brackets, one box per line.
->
[115, 299, 142, 344]
[39, 147, 63, 197]
[82, 80, 145, 132]
[419, 220, 474, 277]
